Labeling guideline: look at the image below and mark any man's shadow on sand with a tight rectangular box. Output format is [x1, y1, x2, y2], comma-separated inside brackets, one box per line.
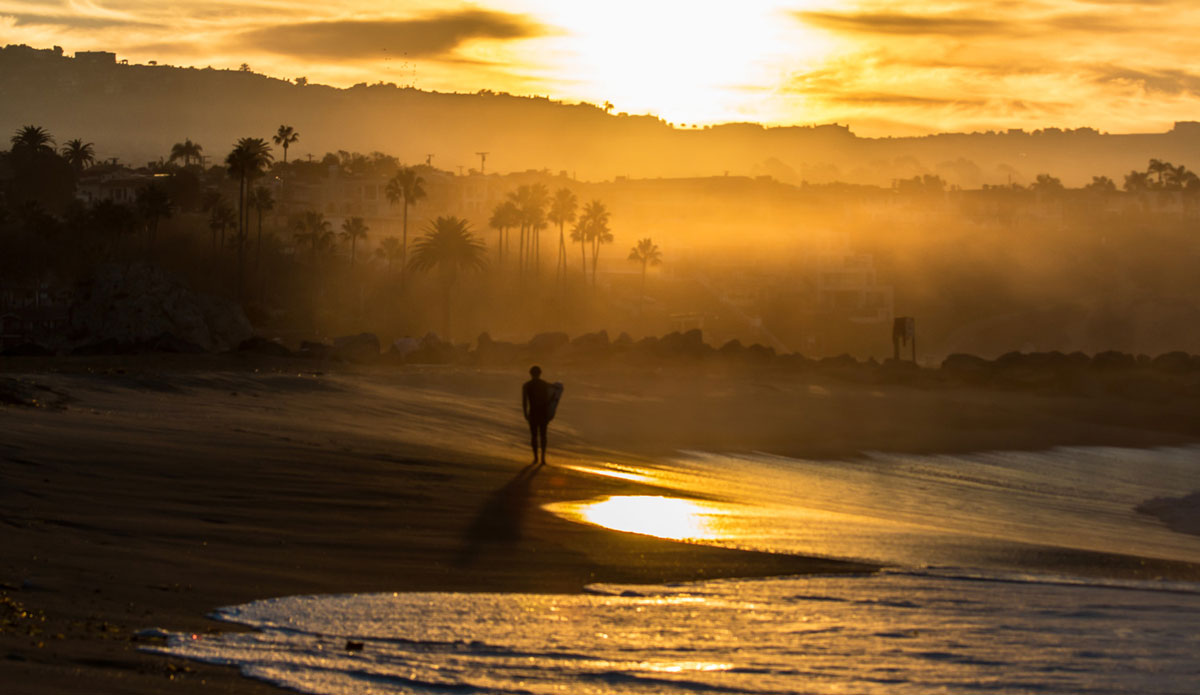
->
[456, 461, 544, 565]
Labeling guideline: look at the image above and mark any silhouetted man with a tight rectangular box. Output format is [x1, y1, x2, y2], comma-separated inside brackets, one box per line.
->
[522, 365, 553, 465]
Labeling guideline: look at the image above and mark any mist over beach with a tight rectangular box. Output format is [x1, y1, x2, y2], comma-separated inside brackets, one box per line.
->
[4, 2, 1200, 693]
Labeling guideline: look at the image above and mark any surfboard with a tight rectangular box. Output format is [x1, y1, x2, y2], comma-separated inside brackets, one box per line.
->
[547, 382, 564, 421]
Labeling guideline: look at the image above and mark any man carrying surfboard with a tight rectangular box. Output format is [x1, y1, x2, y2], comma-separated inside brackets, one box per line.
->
[522, 365, 562, 466]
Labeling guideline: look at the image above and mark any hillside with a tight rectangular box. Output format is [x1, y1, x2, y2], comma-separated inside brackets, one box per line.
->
[3, 44, 1200, 186]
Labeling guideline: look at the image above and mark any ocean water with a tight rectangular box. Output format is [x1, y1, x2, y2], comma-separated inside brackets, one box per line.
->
[149, 446, 1200, 694]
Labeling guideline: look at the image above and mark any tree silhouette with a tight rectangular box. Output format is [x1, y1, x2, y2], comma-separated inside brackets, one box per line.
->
[340, 216, 369, 266]
[574, 199, 612, 286]
[10, 125, 54, 153]
[169, 139, 203, 167]
[1030, 173, 1064, 194]
[1148, 158, 1170, 188]
[628, 237, 662, 316]
[209, 201, 235, 252]
[248, 185, 274, 270]
[1084, 176, 1116, 193]
[570, 218, 589, 282]
[1164, 164, 1198, 191]
[1123, 170, 1151, 193]
[488, 199, 520, 267]
[273, 125, 300, 164]
[548, 187, 577, 282]
[506, 183, 549, 275]
[60, 139, 95, 173]
[225, 137, 273, 290]
[6, 126, 74, 212]
[384, 166, 426, 286]
[293, 210, 334, 263]
[135, 183, 173, 258]
[374, 236, 403, 276]
[89, 199, 137, 254]
[407, 216, 487, 338]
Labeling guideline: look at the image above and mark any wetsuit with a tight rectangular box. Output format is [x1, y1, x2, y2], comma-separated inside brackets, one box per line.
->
[522, 377, 551, 461]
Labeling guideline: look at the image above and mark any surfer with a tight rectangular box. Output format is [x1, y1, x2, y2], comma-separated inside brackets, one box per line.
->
[522, 365, 561, 466]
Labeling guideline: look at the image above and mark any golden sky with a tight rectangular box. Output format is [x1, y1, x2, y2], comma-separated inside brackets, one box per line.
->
[3, 0, 1200, 135]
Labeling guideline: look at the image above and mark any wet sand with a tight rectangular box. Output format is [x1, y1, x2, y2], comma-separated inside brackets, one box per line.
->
[3, 354, 1200, 694]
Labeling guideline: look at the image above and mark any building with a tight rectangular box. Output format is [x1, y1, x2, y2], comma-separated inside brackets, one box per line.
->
[815, 252, 894, 324]
[75, 50, 116, 66]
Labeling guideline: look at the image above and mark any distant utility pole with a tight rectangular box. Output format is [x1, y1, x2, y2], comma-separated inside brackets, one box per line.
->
[456, 165, 464, 176]
[475, 152, 488, 175]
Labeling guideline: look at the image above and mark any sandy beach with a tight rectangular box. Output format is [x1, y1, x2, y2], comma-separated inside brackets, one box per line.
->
[3, 354, 1200, 694]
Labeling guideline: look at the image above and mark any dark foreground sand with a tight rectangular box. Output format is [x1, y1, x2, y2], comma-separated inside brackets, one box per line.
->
[3, 354, 1200, 694]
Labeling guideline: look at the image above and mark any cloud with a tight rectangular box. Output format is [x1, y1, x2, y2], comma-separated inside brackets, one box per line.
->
[7, 12, 160, 29]
[1088, 65, 1200, 96]
[794, 7, 1160, 39]
[795, 10, 1017, 37]
[820, 93, 990, 108]
[234, 9, 547, 61]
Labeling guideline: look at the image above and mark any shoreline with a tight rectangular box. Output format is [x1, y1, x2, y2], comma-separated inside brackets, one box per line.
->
[3, 356, 1200, 693]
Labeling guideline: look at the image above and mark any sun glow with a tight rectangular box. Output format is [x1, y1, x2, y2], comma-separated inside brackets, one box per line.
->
[553, 495, 728, 541]
[496, 0, 838, 125]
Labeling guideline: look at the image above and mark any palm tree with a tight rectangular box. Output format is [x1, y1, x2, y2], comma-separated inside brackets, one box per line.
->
[209, 201, 235, 252]
[135, 183, 173, 257]
[273, 125, 300, 164]
[1148, 158, 1170, 188]
[248, 185, 274, 269]
[293, 211, 334, 261]
[628, 237, 662, 316]
[525, 183, 549, 273]
[407, 216, 487, 338]
[60, 139, 95, 173]
[1123, 170, 1151, 192]
[340, 216, 369, 266]
[505, 183, 549, 275]
[488, 199, 520, 267]
[570, 219, 589, 283]
[1029, 173, 1064, 194]
[1165, 164, 1196, 191]
[385, 166, 427, 285]
[574, 199, 612, 286]
[226, 137, 274, 284]
[374, 236, 403, 276]
[10, 125, 54, 153]
[1084, 176, 1116, 193]
[548, 187, 577, 282]
[89, 199, 137, 253]
[169, 139, 203, 167]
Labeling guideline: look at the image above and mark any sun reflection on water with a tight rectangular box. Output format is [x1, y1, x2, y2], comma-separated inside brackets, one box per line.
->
[552, 495, 728, 541]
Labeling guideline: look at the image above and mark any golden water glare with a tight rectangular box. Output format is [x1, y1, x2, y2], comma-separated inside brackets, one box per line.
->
[556, 495, 729, 541]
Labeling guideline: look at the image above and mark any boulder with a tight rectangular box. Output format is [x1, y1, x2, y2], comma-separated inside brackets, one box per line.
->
[527, 331, 570, 357]
[564, 330, 612, 362]
[69, 264, 252, 352]
[1091, 350, 1137, 371]
[474, 332, 521, 365]
[657, 329, 710, 358]
[1152, 351, 1194, 374]
[406, 332, 467, 364]
[333, 333, 381, 363]
[818, 353, 859, 370]
[298, 341, 335, 360]
[238, 336, 294, 358]
[2, 342, 53, 357]
[571, 330, 610, 350]
[718, 339, 747, 358]
[745, 343, 776, 362]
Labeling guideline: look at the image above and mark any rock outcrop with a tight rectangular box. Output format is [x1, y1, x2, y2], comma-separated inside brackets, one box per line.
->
[69, 264, 252, 352]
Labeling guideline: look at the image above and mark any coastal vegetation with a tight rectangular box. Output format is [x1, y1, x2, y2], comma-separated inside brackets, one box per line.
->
[4, 122, 1200, 358]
